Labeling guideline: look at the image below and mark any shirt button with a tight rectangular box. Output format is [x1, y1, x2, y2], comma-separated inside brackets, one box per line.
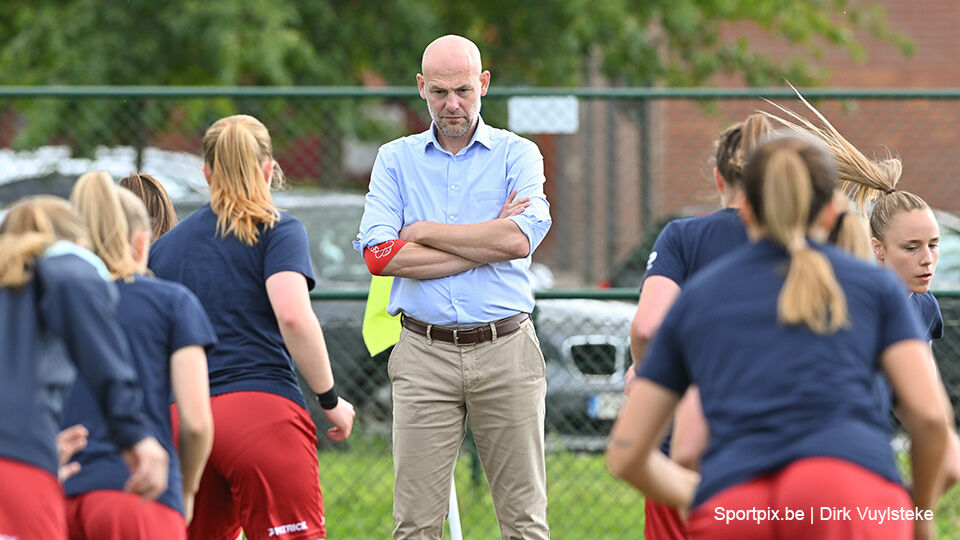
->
[450, 185, 457, 190]
[449, 215, 456, 220]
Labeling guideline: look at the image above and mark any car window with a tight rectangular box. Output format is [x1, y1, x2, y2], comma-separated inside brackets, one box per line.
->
[289, 204, 370, 287]
[933, 220, 960, 290]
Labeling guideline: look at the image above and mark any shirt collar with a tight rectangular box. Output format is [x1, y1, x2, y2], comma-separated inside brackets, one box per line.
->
[43, 240, 112, 281]
[424, 116, 492, 154]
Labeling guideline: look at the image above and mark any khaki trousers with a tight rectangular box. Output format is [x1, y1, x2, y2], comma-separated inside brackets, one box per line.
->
[389, 318, 549, 540]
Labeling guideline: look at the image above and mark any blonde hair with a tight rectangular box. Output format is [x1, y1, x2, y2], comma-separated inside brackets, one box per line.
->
[715, 113, 774, 189]
[744, 136, 848, 334]
[119, 172, 177, 240]
[203, 114, 284, 246]
[70, 171, 150, 280]
[760, 85, 930, 243]
[827, 192, 872, 261]
[0, 196, 88, 288]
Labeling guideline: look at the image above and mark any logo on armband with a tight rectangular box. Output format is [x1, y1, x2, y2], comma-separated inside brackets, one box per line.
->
[370, 241, 395, 259]
[267, 521, 309, 536]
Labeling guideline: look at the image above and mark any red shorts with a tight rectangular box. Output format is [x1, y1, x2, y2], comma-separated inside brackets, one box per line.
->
[65, 490, 185, 540]
[0, 458, 66, 540]
[172, 391, 325, 540]
[688, 457, 913, 540]
[645, 499, 689, 539]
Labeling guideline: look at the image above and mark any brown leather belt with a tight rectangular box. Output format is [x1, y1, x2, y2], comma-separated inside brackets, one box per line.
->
[400, 313, 529, 346]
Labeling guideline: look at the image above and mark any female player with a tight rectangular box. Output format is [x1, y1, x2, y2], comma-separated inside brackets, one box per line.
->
[0, 196, 167, 540]
[119, 172, 178, 240]
[626, 113, 772, 539]
[765, 92, 960, 493]
[149, 114, 355, 540]
[62, 171, 216, 539]
[608, 135, 951, 540]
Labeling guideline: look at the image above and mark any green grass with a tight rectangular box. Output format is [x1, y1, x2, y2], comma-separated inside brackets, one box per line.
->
[896, 449, 960, 539]
[320, 437, 643, 539]
[316, 440, 960, 539]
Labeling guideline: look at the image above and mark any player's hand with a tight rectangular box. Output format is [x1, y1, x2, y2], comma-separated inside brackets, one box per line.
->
[56, 424, 88, 482]
[624, 365, 637, 395]
[323, 397, 356, 442]
[498, 190, 530, 219]
[183, 492, 196, 525]
[122, 436, 169, 500]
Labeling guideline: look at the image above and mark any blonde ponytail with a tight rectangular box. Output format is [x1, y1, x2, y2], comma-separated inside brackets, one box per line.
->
[745, 137, 848, 334]
[203, 115, 282, 246]
[0, 196, 87, 288]
[760, 84, 932, 244]
[760, 84, 900, 214]
[70, 171, 142, 280]
[827, 193, 872, 261]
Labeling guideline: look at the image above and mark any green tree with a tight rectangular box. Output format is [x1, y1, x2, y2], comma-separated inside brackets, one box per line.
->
[0, 0, 910, 162]
[0, 0, 910, 87]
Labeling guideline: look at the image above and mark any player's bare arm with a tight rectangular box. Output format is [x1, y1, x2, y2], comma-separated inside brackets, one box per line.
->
[606, 379, 699, 511]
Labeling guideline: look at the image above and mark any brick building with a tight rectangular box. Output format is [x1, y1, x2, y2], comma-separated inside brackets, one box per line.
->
[543, 0, 960, 284]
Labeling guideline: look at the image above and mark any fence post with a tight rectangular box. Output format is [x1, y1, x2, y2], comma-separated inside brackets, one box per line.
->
[605, 100, 618, 283]
[582, 98, 595, 283]
[639, 96, 652, 234]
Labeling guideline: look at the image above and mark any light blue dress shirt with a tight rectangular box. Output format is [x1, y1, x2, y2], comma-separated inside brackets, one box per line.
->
[354, 117, 552, 326]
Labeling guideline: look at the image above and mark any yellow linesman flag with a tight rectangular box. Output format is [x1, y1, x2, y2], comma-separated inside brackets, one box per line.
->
[362, 275, 401, 357]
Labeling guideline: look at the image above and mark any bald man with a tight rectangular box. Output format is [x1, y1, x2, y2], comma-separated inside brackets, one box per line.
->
[354, 35, 552, 540]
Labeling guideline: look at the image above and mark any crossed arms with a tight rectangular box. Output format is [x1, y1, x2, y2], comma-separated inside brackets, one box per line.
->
[355, 140, 551, 280]
[377, 193, 531, 279]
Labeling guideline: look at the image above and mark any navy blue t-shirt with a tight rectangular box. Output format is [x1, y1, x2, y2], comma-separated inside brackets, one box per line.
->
[875, 290, 943, 415]
[910, 291, 943, 342]
[642, 208, 748, 454]
[0, 249, 149, 475]
[639, 240, 925, 508]
[643, 208, 748, 288]
[148, 204, 316, 409]
[62, 275, 216, 515]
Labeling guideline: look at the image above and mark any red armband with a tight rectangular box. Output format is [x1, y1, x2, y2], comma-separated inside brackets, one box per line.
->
[363, 239, 407, 276]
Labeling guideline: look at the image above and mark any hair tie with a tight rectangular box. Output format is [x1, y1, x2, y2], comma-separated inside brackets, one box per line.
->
[827, 212, 847, 244]
[787, 236, 808, 254]
[884, 188, 896, 195]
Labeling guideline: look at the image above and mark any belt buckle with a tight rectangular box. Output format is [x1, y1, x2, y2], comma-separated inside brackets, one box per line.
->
[452, 329, 460, 346]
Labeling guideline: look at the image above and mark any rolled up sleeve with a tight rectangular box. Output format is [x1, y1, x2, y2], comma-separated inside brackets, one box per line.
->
[353, 148, 404, 254]
[506, 140, 552, 255]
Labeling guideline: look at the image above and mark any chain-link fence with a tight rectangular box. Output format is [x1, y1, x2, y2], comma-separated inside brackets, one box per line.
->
[299, 290, 960, 538]
[2, 87, 960, 288]
[1, 87, 959, 537]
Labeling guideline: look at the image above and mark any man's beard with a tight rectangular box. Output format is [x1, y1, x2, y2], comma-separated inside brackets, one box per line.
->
[429, 101, 481, 138]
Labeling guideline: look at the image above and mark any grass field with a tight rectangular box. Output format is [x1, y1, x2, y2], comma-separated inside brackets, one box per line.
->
[316, 438, 960, 539]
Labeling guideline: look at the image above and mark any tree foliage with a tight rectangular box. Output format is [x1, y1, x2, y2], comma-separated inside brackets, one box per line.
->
[0, 0, 910, 87]
[0, 1, 911, 157]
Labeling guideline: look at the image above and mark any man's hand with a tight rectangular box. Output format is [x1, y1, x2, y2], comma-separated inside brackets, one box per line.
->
[323, 397, 356, 442]
[398, 221, 428, 243]
[122, 436, 169, 500]
[56, 424, 89, 482]
[499, 190, 530, 219]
